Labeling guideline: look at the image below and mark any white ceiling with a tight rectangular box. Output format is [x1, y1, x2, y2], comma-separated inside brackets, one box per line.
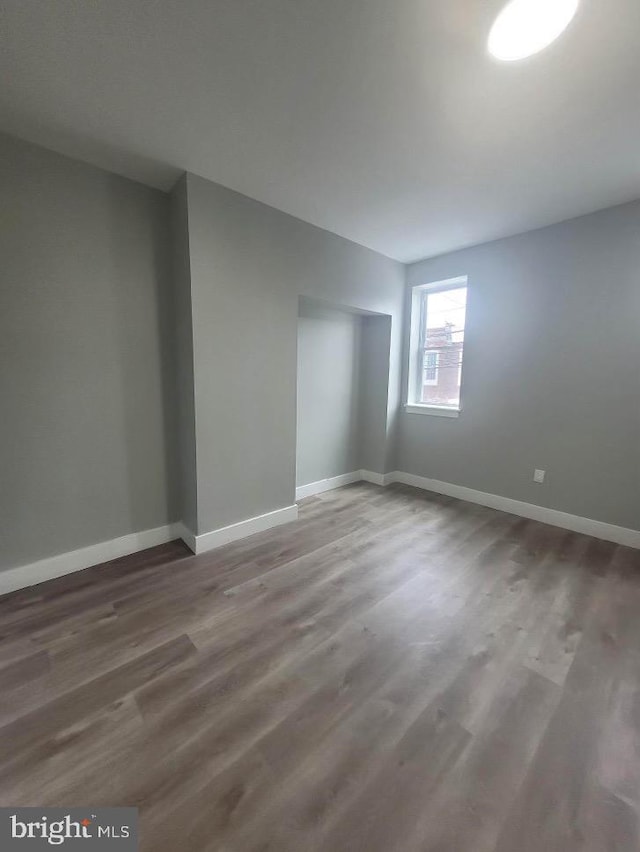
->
[1, 0, 639, 262]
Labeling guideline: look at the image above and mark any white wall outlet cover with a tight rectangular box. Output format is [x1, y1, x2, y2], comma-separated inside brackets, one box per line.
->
[533, 469, 546, 483]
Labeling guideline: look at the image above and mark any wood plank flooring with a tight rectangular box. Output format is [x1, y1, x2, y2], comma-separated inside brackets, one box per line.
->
[1, 482, 639, 851]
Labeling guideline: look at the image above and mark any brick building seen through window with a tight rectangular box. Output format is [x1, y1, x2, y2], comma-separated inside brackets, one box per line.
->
[421, 323, 464, 406]
[420, 285, 466, 407]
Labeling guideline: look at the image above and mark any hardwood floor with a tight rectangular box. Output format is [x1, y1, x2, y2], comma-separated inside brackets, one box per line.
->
[1, 482, 639, 851]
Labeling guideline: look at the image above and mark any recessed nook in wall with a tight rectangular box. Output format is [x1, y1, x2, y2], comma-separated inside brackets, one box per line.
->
[296, 296, 392, 497]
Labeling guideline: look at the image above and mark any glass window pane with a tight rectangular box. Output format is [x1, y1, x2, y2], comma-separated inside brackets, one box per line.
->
[420, 286, 467, 407]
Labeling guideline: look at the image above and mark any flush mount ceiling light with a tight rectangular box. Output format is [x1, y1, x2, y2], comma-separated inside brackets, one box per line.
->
[488, 0, 580, 61]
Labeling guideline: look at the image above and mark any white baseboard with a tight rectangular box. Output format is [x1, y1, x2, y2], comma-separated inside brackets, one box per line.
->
[360, 469, 394, 487]
[390, 471, 640, 550]
[295, 466, 640, 549]
[173, 522, 197, 553]
[1, 503, 301, 596]
[0, 523, 179, 597]
[5, 468, 634, 599]
[296, 469, 394, 499]
[296, 471, 363, 500]
[183, 504, 299, 555]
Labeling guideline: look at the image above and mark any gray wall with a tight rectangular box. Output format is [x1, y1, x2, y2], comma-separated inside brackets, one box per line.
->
[169, 176, 198, 533]
[400, 201, 640, 531]
[0, 133, 176, 571]
[296, 301, 363, 487]
[184, 173, 405, 535]
[8, 133, 634, 571]
[359, 315, 393, 475]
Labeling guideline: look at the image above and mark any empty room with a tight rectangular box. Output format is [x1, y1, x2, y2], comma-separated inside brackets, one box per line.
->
[1, 1, 639, 850]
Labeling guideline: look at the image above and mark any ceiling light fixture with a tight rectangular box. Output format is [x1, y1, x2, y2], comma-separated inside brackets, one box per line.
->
[488, 0, 580, 61]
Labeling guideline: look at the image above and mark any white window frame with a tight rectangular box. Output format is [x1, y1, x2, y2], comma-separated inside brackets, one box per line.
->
[405, 275, 467, 418]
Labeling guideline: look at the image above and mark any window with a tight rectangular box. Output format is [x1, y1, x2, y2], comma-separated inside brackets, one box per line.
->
[423, 351, 439, 385]
[406, 276, 468, 417]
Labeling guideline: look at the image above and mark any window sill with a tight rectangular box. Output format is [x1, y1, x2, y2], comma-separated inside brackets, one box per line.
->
[404, 404, 460, 418]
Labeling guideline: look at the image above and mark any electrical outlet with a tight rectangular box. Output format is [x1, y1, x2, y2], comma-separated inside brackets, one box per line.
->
[533, 469, 545, 484]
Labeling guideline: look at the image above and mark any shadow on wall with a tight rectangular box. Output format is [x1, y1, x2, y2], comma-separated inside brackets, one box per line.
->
[107, 179, 178, 530]
[296, 296, 391, 488]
